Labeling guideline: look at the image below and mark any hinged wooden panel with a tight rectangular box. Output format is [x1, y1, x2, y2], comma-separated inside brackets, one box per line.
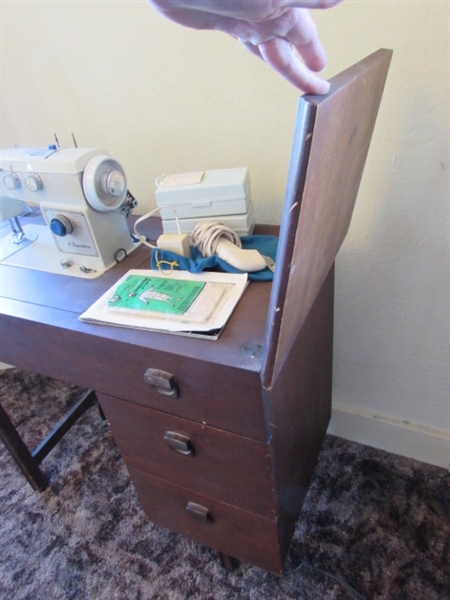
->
[262, 49, 393, 388]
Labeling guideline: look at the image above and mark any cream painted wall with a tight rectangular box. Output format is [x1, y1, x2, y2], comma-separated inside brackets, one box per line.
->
[1, 1, 449, 467]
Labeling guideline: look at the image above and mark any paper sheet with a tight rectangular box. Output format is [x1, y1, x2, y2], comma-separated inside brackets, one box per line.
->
[79, 269, 248, 338]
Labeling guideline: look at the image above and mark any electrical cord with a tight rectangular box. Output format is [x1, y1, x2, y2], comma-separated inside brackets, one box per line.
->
[133, 205, 183, 250]
[134, 210, 242, 260]
[190, 221, 241, 257]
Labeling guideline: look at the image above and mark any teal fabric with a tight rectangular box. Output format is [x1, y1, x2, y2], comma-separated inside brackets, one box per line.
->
[150, 235, 278, 281]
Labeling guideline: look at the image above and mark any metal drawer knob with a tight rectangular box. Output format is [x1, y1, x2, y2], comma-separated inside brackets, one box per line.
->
[164, 431, 195, 456]
[144, 368, 179, 398]
[186, 502, 213, 523]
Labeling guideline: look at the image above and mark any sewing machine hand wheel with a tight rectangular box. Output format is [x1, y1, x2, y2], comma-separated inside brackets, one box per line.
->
[82, 154, 127, 212]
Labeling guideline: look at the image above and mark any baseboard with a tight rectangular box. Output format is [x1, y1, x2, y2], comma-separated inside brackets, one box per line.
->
[328, 402, 450, 469]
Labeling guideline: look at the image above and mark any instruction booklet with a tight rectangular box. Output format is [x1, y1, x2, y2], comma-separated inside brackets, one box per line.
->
[79, 269, 248, 339]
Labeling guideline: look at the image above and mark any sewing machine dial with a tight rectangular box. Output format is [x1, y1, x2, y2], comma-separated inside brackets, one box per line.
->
[82, 154, 127, 212]
[50, 214, 74, 237]
[24, 174, 43, 192]
[42, 208, 98, 257]
[105, 170, 126, 197]
[3, 172, 21, 190]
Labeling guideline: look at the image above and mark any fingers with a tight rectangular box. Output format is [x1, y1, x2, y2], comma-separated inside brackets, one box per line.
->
[217, 8, 330, 92]
[283, 9, 328, 72]
[258, 37, 330, 94]
[147, 0, 333, 94]
[237, 9, 330, 93]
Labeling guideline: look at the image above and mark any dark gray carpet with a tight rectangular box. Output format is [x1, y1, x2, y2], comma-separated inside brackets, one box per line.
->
[0, 368, 449, 600]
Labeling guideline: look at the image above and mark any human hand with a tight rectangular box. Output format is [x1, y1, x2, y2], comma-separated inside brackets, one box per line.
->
[148, 1, 342, 94]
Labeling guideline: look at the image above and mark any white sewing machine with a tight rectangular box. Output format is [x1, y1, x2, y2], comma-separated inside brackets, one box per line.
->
[0, 146, 139, 278]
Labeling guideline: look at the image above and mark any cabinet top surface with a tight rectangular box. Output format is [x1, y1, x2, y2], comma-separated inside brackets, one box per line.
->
[0, 216, 273, 373]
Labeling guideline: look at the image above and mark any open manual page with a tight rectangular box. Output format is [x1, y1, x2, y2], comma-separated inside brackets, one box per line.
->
[79, 269, 248, 339]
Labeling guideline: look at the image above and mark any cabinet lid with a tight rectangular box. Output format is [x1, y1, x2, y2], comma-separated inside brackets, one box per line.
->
[262, 49, 393, 389]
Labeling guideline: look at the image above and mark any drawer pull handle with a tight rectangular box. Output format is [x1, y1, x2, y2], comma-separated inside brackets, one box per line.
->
[144, 368, 179, 398]
[164, 431, 195, 456]
[186, 502, 213, 523]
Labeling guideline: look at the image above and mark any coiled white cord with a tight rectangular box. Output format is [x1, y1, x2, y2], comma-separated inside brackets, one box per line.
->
[190, 222, 242, 257]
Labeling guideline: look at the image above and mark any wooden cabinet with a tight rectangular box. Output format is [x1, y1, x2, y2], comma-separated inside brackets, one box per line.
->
[95, 245, 336, 573]
[97, 260, 335, 573]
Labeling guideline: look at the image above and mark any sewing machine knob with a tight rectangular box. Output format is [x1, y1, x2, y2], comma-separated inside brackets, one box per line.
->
[50, 214, 74, 237]
[105, 171, 126, 197]
[3, 172, 21, 190]
[82, 155, 127, 212]
[25, 174, 43, 192]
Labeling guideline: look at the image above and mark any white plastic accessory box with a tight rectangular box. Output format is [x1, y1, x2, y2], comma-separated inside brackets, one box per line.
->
[155, 168, 251, 220]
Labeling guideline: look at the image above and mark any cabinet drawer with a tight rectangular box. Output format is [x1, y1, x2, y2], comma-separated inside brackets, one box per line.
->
[98, 393, 276, 518]
[128, 467, 283, 574]
[92, 342, 267, 441]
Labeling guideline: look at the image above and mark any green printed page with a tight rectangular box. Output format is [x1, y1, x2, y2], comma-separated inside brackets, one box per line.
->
[108, 275, 205, 316]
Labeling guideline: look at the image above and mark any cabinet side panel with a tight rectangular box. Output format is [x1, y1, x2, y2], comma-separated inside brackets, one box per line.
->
[265, 265, 334, 563]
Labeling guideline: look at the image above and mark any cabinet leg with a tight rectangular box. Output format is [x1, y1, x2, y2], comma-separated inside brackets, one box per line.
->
[0, 389, 97, 492]
[218, 552, 239, 572]
[32, 390, 97, 463]
[0, 403, 48, 491]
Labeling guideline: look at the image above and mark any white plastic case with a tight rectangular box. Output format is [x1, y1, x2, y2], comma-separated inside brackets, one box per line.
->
[155, 168, 251, 220]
